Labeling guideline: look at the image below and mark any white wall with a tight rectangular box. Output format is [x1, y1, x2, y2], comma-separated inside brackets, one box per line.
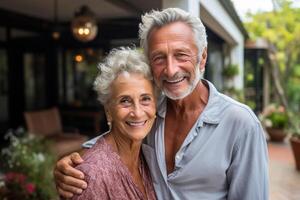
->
[200, 0, 245, 89]
[162, 0, 200, 17]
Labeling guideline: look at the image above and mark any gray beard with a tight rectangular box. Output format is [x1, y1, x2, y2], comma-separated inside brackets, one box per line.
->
[163, 66, 204, 100]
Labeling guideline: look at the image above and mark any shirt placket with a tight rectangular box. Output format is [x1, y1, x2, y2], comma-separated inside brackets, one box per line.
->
[168, 121, 202, 179]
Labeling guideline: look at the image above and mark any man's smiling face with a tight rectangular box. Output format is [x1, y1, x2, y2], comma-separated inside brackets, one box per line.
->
[148, 21, 203, 100]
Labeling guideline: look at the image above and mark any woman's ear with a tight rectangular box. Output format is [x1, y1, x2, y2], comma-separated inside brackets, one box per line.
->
[105, 106, 113, 131]
[104, 106, 112, 123]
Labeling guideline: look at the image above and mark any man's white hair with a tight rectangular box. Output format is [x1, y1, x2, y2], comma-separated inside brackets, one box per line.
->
[139, 8, 207, 57]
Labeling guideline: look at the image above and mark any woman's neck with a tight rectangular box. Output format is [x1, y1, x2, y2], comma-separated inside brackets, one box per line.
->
[105, 132, 142, 171]
[104, 131, 148, 198]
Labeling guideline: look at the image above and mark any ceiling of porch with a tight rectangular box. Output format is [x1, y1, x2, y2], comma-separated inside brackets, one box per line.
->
[0, 0, 161, 22]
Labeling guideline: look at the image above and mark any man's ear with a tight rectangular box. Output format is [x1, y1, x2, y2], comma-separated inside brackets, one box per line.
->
[199, 48, 207, 71]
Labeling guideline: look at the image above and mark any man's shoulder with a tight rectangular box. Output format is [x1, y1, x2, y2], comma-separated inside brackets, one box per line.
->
[203, 80, 259, 126]
[216, 94, 265, 141]
[218, 93, 260, 125]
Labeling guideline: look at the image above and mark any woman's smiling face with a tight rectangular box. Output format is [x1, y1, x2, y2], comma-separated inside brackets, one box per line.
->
[106, 72, 156, 142]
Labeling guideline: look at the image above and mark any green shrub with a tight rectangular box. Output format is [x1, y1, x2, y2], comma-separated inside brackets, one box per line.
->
[0, 128, 58, 200]
[259, 104, 289, 129]
[267, 111, 289, 129]
[222, 64, 239, 78]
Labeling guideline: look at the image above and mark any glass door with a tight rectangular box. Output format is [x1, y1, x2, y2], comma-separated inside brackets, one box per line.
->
[23, 52, 47, 110]
[0, 48, 8, 133]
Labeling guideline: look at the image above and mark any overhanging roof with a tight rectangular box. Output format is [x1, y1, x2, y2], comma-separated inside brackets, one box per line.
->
[219, 0, 249, 38]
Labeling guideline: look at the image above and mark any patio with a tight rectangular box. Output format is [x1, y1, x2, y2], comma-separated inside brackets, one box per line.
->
[269, 139, 300, 200]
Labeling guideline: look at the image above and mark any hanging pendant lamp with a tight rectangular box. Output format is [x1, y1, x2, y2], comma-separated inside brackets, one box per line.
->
[71, 5, 98, 42]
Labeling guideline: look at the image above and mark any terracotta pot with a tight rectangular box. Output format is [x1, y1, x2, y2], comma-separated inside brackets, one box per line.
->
[290, 137, 300, 171]
[266, 127, 286, 142]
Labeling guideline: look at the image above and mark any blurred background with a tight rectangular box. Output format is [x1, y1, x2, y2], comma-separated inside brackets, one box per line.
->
[0, 0, 299, 199]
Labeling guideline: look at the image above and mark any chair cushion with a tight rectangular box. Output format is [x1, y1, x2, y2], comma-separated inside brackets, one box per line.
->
[48, 134, 88, 157]
[25, 107, 62, 136]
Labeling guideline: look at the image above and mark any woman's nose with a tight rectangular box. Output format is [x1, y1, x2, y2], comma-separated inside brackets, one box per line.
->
[130, 103, 143, 118]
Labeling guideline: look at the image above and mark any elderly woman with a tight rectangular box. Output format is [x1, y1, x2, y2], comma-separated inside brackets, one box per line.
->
[71, 47, 157, 200]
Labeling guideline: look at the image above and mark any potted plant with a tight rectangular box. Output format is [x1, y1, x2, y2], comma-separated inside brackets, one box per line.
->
[288, 116, 300, 171]
[259, 104, 289, 142]
[222, 64, 240, 89]
[222, 64, 239, 79]
[0, 128, 58, 199]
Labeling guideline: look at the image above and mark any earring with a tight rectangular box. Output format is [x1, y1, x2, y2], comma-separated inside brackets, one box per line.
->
[107, 121, 112, 131]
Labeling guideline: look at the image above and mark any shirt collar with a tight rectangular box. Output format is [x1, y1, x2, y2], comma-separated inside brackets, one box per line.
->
[156, 79, 225, 125]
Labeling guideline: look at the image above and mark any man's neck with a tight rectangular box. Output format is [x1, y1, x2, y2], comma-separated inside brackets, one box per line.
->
[167, 80, 209, 115]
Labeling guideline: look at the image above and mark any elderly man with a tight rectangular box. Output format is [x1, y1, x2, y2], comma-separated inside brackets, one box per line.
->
[54, 8, 268, 200]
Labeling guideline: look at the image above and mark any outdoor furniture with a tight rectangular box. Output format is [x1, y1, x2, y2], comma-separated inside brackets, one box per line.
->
[24, 107, 88, 157]
[61, 109, 105, 134]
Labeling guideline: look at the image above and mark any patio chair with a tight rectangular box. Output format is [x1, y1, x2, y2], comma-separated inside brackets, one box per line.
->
[24, 107, 88, 157]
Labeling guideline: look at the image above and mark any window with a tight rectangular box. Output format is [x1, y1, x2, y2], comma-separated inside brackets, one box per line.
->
[60, 48, 104, 108]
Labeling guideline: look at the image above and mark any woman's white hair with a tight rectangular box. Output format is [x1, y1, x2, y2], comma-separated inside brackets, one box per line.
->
[94, 47, 153, 105]
[139, 8, 207, 57]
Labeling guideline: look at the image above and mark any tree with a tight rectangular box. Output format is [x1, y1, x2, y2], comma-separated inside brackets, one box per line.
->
[245, 0, 300, 112]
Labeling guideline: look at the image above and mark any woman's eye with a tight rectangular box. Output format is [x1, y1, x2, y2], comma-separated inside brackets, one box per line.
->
[141, 96, 153, 105]
[120, 98, 132, 106]
[142, 96, 151, 101]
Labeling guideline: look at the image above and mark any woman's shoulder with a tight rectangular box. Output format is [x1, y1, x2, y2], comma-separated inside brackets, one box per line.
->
[76, 137, 118, 179]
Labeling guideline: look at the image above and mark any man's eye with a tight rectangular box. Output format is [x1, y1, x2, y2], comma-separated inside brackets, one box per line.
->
[175, 53, 190, 61]
[152, 56, 165, 64]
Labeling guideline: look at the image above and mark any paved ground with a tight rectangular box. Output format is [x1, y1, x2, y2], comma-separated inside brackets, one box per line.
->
[268, 140, 300, 200]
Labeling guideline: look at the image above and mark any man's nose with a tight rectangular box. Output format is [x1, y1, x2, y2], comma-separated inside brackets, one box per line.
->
[164, 55, 177, 78]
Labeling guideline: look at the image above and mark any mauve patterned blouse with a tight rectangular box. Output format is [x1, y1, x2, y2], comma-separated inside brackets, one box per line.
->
[71, 137, 157, 200]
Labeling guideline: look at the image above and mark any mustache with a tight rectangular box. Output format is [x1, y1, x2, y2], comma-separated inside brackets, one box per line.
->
[161, 72, 190, 82]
